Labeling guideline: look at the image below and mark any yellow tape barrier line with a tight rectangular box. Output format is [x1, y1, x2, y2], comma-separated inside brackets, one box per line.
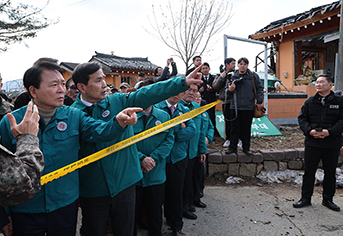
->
[41, 100, 221, 185]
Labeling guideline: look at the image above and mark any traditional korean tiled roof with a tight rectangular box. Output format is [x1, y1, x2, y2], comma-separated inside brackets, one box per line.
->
[254, 1, 340, 34]
[90, 52, 157, 71]
[60, 62, 79, 72]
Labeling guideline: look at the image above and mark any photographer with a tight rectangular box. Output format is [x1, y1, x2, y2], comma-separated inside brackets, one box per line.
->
[154, 58, 178, 82]
[224, 57, 263, 156]
[212, 58, 236, 147]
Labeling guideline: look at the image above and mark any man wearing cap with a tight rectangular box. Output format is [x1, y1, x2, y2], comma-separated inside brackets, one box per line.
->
[119, 82, 130, 93]
[71, 62, 203, 236]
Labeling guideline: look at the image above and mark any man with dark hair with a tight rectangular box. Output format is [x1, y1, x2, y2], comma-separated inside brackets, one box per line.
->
[71, 61, 203, 236]
[294, 74, 343, 212]
[134, 72, 147, 88]
[0, 62, 142, 235]
[212, 57, 236, 147]
[225, 57, 263, 156]
[137, 77, 155, 89]
[14, 58, 72, 109]
[33, 57, 58, 66]
[199, 62, 218, 136]
[133, 79, 174, 236]
[155, 93, 196, 236]
[65, 78, 79, 102]
[186, 56, 202, 76]
[154, 58, 178, 82]
[179, 84, 207, 220]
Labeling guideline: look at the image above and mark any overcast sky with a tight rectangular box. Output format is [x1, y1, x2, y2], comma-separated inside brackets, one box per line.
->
[0, 0, 335, 83]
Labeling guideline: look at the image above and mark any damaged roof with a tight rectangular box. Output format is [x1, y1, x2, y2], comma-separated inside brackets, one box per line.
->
[254, 1, 340, 34]
[90, 52, 157, 71]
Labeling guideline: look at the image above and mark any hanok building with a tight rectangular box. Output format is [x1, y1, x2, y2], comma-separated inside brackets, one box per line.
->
[60, 52, 157, 89]
[249, 1, 340, 96]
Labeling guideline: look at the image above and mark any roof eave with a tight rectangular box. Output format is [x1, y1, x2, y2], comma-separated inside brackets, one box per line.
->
[250, 7, 340, 41]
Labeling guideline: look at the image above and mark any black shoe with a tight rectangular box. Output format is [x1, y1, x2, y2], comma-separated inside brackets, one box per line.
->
[183, 211, 197, 219]
[322, 199, 340, 211]
[293, 198, 311, 208]
[199, 190, 203, 198]
[172, 230, 186, 236]
[189, 205, 196, 212]
[243, 149, 253, 156]
[225, 149, 237, 155]
[194, 200, 207, 208]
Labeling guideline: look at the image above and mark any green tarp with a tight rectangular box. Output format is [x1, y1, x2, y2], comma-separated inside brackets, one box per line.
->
[215, 111, 281, 138]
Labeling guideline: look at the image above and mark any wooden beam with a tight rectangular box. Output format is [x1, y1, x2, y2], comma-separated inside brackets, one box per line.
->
[250, 8, 340, 40]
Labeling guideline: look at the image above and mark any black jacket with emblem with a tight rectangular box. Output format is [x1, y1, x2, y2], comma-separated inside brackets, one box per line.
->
[298, 91, 343, 148]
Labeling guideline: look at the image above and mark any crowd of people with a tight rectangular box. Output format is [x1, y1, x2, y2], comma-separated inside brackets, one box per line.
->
[1, 54, 341, 236]
[0, 56, 212, 236]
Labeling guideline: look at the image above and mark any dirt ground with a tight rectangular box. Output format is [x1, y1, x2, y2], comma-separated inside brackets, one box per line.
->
[208, 125, 305, 151]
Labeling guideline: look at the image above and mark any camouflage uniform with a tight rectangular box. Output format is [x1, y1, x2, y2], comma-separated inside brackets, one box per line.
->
[0, 96, 13, 121]
[0, 134, 44, 207]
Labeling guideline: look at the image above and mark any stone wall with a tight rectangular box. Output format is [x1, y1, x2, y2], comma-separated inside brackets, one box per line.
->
[207, 148, 343, 177]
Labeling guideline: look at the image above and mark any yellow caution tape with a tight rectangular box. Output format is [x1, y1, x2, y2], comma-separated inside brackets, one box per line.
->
[41, 100, 221, 185]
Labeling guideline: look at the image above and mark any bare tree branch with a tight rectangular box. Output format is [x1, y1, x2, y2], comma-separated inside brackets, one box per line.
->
[146, 0, 232, 71]
[0, 1, 57, 52]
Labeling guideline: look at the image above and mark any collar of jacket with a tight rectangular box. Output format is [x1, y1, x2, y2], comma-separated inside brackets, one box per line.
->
[313, 90, 335, 103]
[74, 93, 108, 110]
[138, 106, 162, 120]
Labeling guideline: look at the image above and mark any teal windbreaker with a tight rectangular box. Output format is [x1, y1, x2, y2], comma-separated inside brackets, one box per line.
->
[202, 111, 214, 147]
[133, 106, 174, 187]
[0, 105, 126, 213]
[71, 76, 189, 198]
[178, 100, 207, 159]
[155, 101, 196, 164]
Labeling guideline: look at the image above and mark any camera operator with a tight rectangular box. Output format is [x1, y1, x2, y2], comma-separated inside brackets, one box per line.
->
[225, 57, 263, 156]
[212, 58, 236, 147]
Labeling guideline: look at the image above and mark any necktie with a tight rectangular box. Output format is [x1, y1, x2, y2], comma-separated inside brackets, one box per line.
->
[84, 105, 94, 117]
[142, 115, 147, 130]
[170, 105, 175, 115]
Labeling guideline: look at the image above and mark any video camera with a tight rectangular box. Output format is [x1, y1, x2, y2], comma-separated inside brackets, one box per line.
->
[219, 65, 243, 85]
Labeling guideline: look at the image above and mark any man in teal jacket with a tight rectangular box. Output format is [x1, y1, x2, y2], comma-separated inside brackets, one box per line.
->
[71, 62, 203, 236]
[195, 91, 215, 199]
[155, 93, 196, 236]
[133, 79, 174, 236]
[179, 84, 207, 220]
[0, 62, 141, 235]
